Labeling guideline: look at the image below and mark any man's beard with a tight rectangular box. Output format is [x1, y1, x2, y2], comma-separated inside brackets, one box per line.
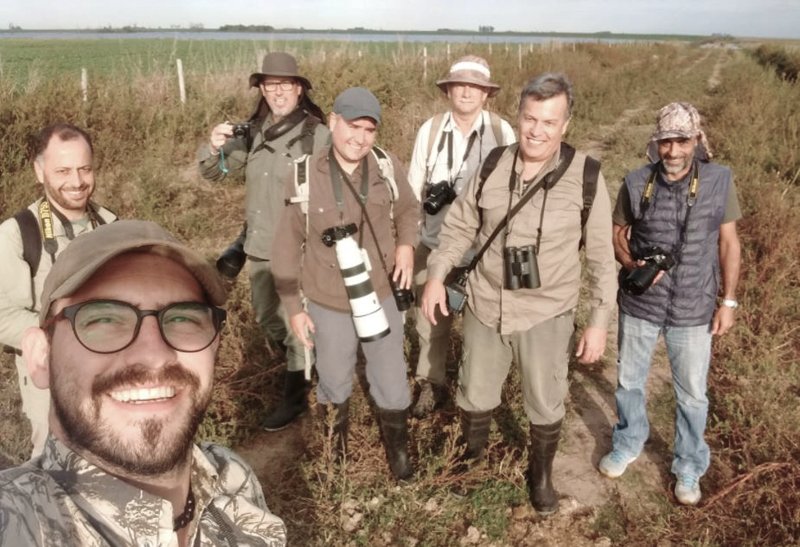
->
[50, 362, 210, 476]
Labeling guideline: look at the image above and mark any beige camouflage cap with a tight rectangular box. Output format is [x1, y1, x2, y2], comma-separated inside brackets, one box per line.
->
[647, 102, 712, 162]
[39, 220, 226, 324]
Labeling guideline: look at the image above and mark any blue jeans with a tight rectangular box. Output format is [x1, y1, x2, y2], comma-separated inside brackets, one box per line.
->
[612, 312, 712, 478]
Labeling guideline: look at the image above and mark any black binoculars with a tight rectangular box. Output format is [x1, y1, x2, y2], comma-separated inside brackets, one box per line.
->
[503, 245, 541, 290]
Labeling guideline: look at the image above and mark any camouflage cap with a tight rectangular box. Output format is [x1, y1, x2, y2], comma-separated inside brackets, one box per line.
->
[647, 102, 712, 162]
[39, 220, 226, 324]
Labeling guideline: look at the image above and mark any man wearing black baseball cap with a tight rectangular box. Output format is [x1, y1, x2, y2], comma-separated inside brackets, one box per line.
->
[198, 52, 329, 431]
[272, 87, 420, 481]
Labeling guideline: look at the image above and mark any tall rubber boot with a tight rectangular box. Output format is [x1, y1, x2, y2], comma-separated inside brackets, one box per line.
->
[378, 408, 414, 481]
[331, 400, 349, 462]
[261, 370, 308, 431]
[461, 410, 493, 462]
[528, 420, 562, 515]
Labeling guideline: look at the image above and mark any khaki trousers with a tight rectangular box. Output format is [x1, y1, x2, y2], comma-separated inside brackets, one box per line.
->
[456, 306, 576, 425]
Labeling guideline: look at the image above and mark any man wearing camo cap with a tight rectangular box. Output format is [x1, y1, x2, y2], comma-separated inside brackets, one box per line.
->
[599, 102, 742, 506]
[0, 220, 286, 545]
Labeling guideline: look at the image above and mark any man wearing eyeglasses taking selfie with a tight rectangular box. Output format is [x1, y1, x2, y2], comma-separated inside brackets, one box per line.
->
[0, 220, 286, 546]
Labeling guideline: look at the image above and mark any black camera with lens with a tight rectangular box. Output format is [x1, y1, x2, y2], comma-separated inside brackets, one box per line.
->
[390, 278, 415, 312]
[621, 246, 676, 295]
[215, 224, 248, 279]
[423, 180, 457, 215]
[232, 122, 250, 141]
[321, 223, 358, 247]
[503, 245, 541, 291]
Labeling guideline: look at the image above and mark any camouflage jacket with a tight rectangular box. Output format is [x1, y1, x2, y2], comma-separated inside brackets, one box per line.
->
[0, 437, 286, 546]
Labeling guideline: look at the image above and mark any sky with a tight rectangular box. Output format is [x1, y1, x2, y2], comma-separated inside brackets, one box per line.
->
[1, 0, 798, 39]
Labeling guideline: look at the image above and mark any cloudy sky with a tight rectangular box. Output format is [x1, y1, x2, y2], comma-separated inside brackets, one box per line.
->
[1, 0, 797, 39]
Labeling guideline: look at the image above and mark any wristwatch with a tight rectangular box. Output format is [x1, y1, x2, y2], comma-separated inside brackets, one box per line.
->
[721, 298, 739, 309]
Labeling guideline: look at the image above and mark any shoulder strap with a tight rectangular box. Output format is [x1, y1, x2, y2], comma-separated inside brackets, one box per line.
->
[425, 113, 446, 162]
[285, 114, 321, 156]
[13, 209, 42, 277]
[475, 144, 509, 207]
[580, 154, 601, 248]
[467, 143, 576, 273]
[370, 146, 399, 202]
[488, 112, 504, 145]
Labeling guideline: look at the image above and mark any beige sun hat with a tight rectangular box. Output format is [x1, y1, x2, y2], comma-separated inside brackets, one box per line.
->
[436, 55, 500, 97]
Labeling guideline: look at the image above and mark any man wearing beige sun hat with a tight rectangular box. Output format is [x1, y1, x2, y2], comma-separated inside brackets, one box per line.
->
[408, 55, 516, 419]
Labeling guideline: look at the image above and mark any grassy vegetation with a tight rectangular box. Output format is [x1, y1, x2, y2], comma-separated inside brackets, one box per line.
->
[1, 38, 799, 545]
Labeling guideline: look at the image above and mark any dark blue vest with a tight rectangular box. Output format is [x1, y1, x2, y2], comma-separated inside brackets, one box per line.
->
[618, 161, 731, 327]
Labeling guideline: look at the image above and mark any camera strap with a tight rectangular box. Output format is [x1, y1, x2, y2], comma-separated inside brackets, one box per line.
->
[462, 143, 576, 275]
[330, 150, 394, 279]
[431, 115, 483, 188]
[250, 108, 309, 156]
[636, 161, 699, 260]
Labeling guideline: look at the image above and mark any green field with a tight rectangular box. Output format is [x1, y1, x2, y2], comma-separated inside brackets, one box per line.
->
[1, 38, 799, 545]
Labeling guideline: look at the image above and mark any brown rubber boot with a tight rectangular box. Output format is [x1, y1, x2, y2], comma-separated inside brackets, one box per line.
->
[331, 400, 349, 462]
[528, 420, 562, 515]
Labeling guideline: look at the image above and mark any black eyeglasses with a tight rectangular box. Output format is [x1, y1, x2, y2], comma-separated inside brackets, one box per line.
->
[260, 80, 295, 92]
[52, 300, 227, 354]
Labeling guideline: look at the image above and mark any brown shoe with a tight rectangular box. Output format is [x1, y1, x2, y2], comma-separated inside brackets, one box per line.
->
[412, 381, 436, 418]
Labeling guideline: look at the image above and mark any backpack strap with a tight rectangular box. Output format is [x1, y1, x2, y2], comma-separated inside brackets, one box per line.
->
[424, 113, 446, 182]
[13, 208, 42, 278]
[488, 111, 505, 145]
[580, 155, 601, 248]
[370, 146, 399, 202]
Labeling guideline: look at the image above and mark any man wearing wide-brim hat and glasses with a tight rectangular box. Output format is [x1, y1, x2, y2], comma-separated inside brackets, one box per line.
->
[198, 52, 329, 431]
[407, 55, 516, 418]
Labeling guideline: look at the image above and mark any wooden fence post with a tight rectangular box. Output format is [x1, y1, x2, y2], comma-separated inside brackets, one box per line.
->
[81, 68, 88, 102]
[176, 59, 186, 104]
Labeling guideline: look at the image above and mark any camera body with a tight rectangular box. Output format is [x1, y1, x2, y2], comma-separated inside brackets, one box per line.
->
[323, 224, 391, 342]
[422, 180, 457, 215]
[232, 122, 250, 141]
[503, 245, 541, 290]
[321, 223, 358, 247]
[622, 246, 676, 295]
[390, 278, 414, 312]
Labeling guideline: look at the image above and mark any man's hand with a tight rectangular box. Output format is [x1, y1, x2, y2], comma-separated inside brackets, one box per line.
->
[575, 326, 607, 364]
[421, 278, 448, 326]
[711, 306, 735, 336]
[289, 312, 315, 349]
[209, 122, 234, 154]
[392, 244, 414, 289]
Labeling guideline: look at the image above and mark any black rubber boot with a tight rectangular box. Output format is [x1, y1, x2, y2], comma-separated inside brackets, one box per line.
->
[461, 410, 493, 461]
[261, 370, 308, 431]
[378, 408, 414, 481]
[331, 400, 349, 462]
[528, 420, 562, 515]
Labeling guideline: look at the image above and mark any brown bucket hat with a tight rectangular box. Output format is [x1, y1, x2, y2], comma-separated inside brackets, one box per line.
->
[436, 55, 500, 97]
[248, 52, 312, 90]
